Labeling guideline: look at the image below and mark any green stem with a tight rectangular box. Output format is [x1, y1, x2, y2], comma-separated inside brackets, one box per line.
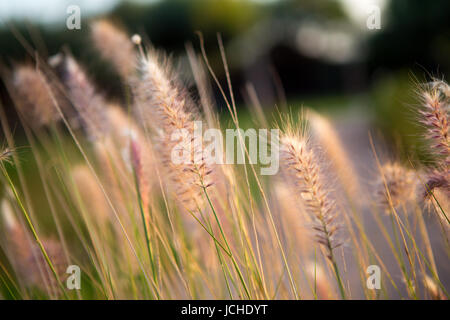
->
[202, 186, 251, 299]
[322, 220, 346, 300]
[330, 250, 346, 300]
[133, 170, 161, 299]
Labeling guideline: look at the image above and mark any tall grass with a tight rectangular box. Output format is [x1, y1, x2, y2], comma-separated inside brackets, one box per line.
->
[0, 21, 448, 300]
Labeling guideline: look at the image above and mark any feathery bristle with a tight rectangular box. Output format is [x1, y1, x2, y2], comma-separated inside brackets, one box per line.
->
[0, 147, 14, 164]
[423, 169, 450, 224]
[91, 20, 136, 79]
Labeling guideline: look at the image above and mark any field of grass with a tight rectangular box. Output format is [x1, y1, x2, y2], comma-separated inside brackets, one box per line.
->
[0, 20, 448, 300]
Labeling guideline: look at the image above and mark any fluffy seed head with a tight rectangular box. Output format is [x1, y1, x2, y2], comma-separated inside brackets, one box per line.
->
[51, 53, 109, 140]
[375, 162, 418, 210]
[131, 48, 213, 211]
[418, 80, 449, 166]
[12, 65, 59, 127]
[91, 20, 136, 79]
[280, 131, 342, 260]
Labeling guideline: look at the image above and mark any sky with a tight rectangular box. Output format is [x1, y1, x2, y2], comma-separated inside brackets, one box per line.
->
[0, 0, 120, 25]
[0, 0, 388, 27]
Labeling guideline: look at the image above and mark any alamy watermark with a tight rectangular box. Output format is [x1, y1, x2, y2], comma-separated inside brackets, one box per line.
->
[170, 121, 280, 175]
[366, 265, 381, 289]
[366, 5, 381, 30]
[66, 5, 81, 30]
[66, 265, 81, 290]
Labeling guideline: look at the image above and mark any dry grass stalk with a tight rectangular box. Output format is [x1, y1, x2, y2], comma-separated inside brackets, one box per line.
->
[273, 181, 313, 256]
[306, 262, 335, 299]
[308, 111, 361, 202]
[2, 18, 450, 299]
[105, 104, 155, 199]
[186, 43, 218, 129]
[129, 136, 151, 225]
[72, 164, 111, 226]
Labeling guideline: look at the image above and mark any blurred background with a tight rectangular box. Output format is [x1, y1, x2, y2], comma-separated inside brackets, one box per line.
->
[0, 0, 449, 158]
